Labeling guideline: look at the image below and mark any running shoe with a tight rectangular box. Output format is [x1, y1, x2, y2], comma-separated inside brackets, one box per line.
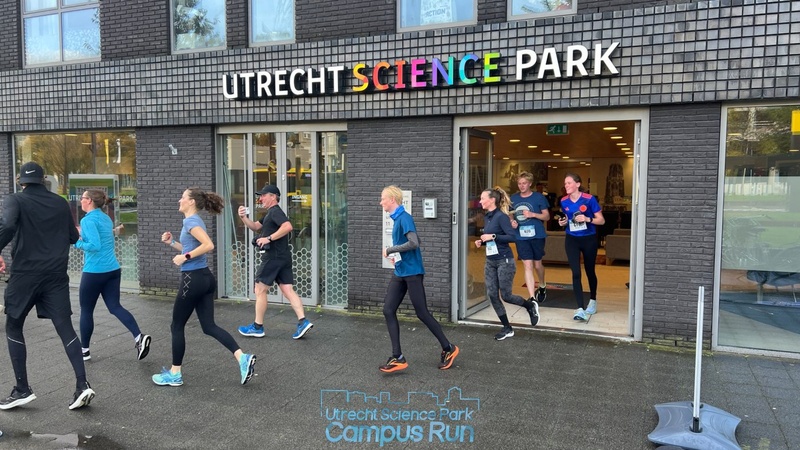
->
[494, 326, 514, 340]
[69, 382, 95, 410]
[238, 323, 265, 338]
[136, 334, 152, 360]
[82, 350, 91, 361]
[536, 286, 547, 303]
[586, 299, 597, 315]
[0, 387, 36, 410]
[573, 308, 588, 321]
[438, 345, 460, 370]
[527, 300, 540, 327]
[379, 356, 408, 373]
[152, 368, 183, 386]
[292, 319, 313, 340]
[239, 353, 257, 385]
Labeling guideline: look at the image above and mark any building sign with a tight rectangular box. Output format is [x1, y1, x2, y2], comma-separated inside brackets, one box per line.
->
[222, 43, 620, 100]
[546, 124, 569, 135]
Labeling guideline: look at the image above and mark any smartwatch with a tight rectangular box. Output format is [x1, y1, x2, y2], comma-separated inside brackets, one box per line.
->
[184, 253, 192, 260]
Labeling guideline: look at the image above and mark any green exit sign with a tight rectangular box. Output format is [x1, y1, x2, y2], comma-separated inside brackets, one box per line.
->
[546, 124, 569, 135]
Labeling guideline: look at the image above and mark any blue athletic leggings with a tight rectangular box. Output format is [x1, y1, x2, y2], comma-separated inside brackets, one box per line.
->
[79, 269, 141, 346]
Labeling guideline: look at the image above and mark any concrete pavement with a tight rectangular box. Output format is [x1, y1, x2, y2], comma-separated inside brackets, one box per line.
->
[0, 288, 798, 449]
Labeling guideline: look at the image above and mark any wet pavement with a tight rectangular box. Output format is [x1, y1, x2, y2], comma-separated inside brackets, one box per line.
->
[0, 288, 798, 449]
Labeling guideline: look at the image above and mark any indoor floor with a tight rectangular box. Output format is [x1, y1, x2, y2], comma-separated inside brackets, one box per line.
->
[465, 250, 632, 338]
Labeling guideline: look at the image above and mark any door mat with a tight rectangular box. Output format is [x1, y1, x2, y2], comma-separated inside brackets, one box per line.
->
[538, 289, 590, 310]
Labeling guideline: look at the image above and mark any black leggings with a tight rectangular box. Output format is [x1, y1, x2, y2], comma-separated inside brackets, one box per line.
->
[6, 313, 86, 389]
[565, 234, 599, 309]
[383, 274, 451, 357]
[79, 269, 141, 346]
[171, 268, 239, 366]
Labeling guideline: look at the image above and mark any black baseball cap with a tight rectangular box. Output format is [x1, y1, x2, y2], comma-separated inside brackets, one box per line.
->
[18, 162, 44, 184]
[256, 184, 280, 196]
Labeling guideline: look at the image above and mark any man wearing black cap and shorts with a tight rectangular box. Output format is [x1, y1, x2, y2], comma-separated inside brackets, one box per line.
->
[236, 184, 314, 340]
[0, 162, 96, 410]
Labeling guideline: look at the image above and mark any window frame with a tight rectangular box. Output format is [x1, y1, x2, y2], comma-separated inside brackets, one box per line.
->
[170, 0, 228, 54]
[396, 0, 478, 33]
[249, 0, 295, 47]
[21, 0, 100, 68]
[507, 0, 577, 21]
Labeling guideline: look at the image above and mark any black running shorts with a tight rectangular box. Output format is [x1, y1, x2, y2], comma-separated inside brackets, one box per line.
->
[3, 273, 72, 320]
[255, 259, 294, 286]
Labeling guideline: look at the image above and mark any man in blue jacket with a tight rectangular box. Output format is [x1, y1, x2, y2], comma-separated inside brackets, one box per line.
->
[0, 162, 96, 411]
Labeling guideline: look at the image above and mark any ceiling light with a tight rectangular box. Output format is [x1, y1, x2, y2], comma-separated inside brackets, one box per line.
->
[470, 151, 478, 154]
[527, 145, 538, 149]
[502, 157, 510, 160]
[621, 147, 631, 151]
[610, 136, 623, 139]
[541, 149, 551, 153]
[509, 139, 520, 143]
[552, 166, 558, 169]
[627, 155, 634, 158]
[580, 162, 586, 165]
[616, 143, 627, 146]
[585, 163, 591, 166]
[553, 153, 561, 156]
[490, 131, 497, 135]
[603, 127, 618, 131]
[562, 156, 569, 159]
[625, 151, 633, 155]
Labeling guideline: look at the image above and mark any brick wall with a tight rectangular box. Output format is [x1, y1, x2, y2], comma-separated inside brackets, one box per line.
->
[101, 0, 171, 62]
[642, 103, 720, 347]
[0, 1, 20, 71]
[135, 126, 217, 295]
[227, 0, 249, 49]
[347, 117, 454, 319]
[0, 133, 11, 271]
[297, 0, 395, 42]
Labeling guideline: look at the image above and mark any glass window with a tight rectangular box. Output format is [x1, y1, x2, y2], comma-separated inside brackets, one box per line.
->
[172, 0, 226, 52]
[22, 0, 99, 66]
[719, 105, 800, 354]
[251, 0, 294, 45]
[398, 0, 476, 32]
[508, 0, 576, 20]
[13, 131, 139, 289]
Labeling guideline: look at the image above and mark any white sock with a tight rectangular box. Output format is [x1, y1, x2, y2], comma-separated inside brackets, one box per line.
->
[135, 334, 141, 343]
[82, 347, 90, 353]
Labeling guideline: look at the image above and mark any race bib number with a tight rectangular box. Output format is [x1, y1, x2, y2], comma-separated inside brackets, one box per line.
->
[485, 240, 499, 256]
[520, 225, 536, 237]
[569, 221, 588, 232]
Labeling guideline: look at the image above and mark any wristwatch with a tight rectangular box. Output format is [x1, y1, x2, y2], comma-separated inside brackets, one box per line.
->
[184, 253, 192, 260]
[588, 217, 593, 223]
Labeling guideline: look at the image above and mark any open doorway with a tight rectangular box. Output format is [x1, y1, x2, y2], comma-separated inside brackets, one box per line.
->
[453, 113, 646, 338]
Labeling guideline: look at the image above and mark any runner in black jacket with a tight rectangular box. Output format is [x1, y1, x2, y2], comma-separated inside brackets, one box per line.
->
[0, 162, 96, 411]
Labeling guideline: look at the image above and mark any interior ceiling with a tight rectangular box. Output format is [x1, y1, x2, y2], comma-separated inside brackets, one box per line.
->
[473, 121, 636, 166]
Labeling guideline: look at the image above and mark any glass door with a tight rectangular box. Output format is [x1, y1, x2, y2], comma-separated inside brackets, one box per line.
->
[219, 132, 316, 306]
[459, 129, 494, 318]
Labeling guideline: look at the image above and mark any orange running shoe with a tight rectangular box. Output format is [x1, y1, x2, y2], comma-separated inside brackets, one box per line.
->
[379, 356, 408, 373]
[438, 345, 460, 370]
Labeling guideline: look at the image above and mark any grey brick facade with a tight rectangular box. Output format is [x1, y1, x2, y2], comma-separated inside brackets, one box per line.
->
[135, 126, 216, 296]
[347, 117, 454, 318]
[644, 103, 721, 346]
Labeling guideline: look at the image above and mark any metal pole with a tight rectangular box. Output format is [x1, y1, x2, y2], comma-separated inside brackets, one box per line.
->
[692, 285, 704, 432]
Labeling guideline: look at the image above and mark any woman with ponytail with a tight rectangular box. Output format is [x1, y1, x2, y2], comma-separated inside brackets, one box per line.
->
[155, 188, 256, 387]
[474, 186, 540, 341]
[76, 189, 151, 362]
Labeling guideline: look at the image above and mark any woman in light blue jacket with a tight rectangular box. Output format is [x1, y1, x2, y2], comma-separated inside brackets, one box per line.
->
[75, 189, 150, 361]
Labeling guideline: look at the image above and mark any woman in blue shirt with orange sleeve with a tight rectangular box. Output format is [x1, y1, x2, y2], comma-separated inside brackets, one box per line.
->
[75, 189, 151, 361]
[557, 173, 606, 321]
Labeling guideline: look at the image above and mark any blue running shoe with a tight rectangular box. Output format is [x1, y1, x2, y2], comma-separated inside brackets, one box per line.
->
[238, 323, 265, 338]
[152, 368, 183, 386]
[292, 319, 313, 340]
[573, 308, 588, 321]
[239, 353, 256, 385]
[585, 299, 597, 315]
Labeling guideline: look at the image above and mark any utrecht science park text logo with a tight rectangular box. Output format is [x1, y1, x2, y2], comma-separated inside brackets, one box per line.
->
[321, 387, 480, 446]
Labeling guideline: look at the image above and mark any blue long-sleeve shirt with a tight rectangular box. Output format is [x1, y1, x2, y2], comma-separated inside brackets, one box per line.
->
[75, 209, 120, 273]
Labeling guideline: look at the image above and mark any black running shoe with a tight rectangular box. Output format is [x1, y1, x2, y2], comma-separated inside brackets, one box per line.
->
[527, 300, 540, 327]
[494, 326, 514, 341]
[0, 387, 36, 410]
[69, 382, 95, 410]
[536, 286, 547, 303]
[136, 334, 152, 360]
